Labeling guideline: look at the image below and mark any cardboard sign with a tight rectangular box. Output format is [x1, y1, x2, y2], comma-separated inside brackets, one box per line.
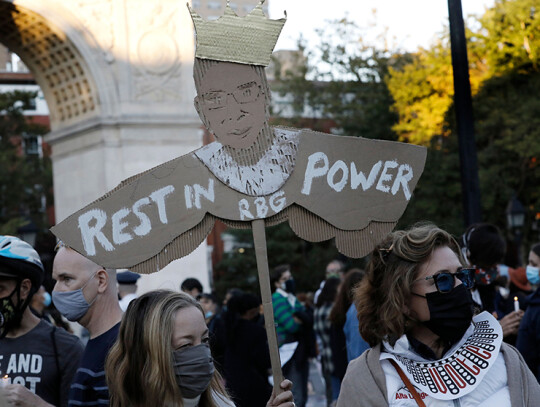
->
[50, 1, 427, 394]
[51, 127, 425, 273]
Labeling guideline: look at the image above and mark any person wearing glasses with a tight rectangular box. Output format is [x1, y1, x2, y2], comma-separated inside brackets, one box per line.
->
[337, 223, 540, 407]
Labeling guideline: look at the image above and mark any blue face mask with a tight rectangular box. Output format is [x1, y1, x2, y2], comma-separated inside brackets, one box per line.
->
[526, 265, 540, 286]
[52, 272, 98, 321]
[42, 292, 52, 307]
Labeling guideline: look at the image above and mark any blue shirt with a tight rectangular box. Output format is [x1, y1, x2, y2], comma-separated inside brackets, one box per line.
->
[68, 323, 120, 406]
[343, 304, 369, 361]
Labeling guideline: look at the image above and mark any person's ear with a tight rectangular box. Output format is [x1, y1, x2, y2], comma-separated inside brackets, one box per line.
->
[194, 96, 210, 130]
[19, 278, 32, 300]
[96, 269, 109, 294]
[402, 302, 410, 316]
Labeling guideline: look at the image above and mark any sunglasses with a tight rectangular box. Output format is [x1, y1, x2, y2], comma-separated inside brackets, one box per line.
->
[415, 268, 475, 294]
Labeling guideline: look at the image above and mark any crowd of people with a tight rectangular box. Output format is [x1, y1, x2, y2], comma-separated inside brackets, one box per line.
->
[1, 220, 540, 406]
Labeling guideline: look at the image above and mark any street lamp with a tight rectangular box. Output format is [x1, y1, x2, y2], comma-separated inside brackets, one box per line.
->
[506, 196, 525, 230]
[506, 196, 526, 266]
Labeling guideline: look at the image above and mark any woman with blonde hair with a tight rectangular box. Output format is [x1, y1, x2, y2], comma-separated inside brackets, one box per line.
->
[106, 290, 293, 407]
[337, 223, 540, 406]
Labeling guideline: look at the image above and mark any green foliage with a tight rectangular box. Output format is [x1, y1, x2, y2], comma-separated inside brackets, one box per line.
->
[214, 223, 365, 298]
[273, 18, 405, 141]
[0, 90, 51, 237]
[394, 0, 540, 243]
[477, 0, 540, 74]
[472, 69, 540, 244]
[387, 42, 455, 145]
[215, 0, 540, 291]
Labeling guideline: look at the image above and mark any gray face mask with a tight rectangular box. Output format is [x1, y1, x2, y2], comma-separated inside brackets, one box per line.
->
[173, 343, 215, 399]
[52, 272, 97, 322]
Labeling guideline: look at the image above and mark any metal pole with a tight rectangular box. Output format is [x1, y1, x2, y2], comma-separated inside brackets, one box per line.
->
[447, 0, 483, 226]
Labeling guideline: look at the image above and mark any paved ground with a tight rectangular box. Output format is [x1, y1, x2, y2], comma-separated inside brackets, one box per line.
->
[306, 359, 328, 407]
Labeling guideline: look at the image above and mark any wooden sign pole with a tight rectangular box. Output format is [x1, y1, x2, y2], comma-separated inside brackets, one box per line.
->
[252, 218, 285, 394]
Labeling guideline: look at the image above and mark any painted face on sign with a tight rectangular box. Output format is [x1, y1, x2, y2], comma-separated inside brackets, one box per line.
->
[195, 61, 267, 149]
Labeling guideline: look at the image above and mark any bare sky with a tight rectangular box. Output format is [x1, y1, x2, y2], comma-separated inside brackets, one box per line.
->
[269, 0, 495, 52]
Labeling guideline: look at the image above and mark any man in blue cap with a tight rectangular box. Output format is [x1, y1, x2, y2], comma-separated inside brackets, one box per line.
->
[116, 270, 140, 311]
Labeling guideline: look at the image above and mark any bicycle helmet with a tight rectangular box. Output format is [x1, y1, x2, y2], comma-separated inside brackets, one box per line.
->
[0, 235, 44, 290]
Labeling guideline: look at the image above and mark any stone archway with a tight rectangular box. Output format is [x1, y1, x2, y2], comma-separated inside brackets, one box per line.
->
[0, 0, 209, 291]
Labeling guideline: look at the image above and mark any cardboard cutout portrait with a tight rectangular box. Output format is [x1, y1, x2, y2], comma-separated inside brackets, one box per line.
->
[51, 0, 427, 390]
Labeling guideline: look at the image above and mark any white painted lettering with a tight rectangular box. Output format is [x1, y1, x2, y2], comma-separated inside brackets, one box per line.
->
[302, 152, 329, 195]
[376, 160, 398, 193]
[391, 164, 413, 200]
[239, 199, 254, 220]
[269, 191, 286, 213]
[7, 354, 16, 374]
[193, 179, 215, 209]
[112, 208, 132, 245]
[132, 197, 152, 236]
[18, 354, 30, 373]
[26, 376, 40, 392]
[78, 209, 114, 256]
[254, 197, 269, 218]
[30, 355, 42, 374]
[351, 161, 382, 191]
[149, 185, 175, 224]
[13, 376, 24, 385]
[184, 185, 194, 209]
[327, 160, 348, 192]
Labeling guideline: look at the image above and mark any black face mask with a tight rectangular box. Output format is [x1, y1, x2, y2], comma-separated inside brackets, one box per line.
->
[0, 283, 24, 338]
[284, 278, 296, 295]
[418, 284, 474, 345]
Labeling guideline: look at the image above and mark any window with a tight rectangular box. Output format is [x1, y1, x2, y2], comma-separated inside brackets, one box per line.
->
[24, 98, 36, 111]
[22, 134, 41, 156]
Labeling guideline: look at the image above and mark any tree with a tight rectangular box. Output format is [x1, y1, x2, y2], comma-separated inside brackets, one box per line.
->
[393, 0, 540, 248]
[273, 17, 407, 141]
[214, 222, 365, 299]
[0, 90, 51, 238]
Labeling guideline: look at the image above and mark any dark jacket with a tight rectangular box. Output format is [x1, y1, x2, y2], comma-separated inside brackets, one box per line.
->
[329, 322, 348, 380]
[516, 287, 540, 382]
[224, 318, 272, 407]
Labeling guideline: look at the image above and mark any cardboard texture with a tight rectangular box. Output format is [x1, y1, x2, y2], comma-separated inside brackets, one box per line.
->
[51, 128, 426, 272]
[50, 1, 427, 394]
[252, 219, 284, 387]
[189, 1, 286, 66]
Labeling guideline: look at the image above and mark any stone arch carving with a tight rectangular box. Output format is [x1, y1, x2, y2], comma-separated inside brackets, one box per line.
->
[0, 1, 117, 130]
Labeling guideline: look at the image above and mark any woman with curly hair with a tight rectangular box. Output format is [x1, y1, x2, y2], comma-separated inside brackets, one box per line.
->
[337, 223, 540, 406]
[106, 290, 294, 407]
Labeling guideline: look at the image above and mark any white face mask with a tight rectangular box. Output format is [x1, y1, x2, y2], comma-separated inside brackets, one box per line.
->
[526, 265, 540, 286]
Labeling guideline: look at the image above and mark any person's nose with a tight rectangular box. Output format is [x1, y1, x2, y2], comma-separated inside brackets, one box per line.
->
[221, 94, 246, 124]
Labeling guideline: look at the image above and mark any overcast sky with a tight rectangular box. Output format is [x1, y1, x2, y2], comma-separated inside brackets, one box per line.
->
[268, 0, 496, 52]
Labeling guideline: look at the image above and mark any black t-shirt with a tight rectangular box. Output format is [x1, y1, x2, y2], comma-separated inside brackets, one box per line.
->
[0, 319, 84, 406]
[68, 323, 120, 406]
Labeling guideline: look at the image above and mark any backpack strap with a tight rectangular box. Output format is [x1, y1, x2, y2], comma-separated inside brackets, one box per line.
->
[50, 325, 62, 400]
[389, 359, 426, 407]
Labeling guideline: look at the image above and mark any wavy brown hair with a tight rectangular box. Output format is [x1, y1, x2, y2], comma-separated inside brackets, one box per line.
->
[328, 269, 365, 327]
[106, 290, 229, 407]
[355, 223, 464, 347]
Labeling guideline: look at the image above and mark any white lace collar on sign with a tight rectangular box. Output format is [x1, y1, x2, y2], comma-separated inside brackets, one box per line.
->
[380, 311, 503, 400]
[194, 127, 300, 196]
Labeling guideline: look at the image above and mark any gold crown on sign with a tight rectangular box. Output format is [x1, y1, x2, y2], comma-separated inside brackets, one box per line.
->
[188, 0, 287, 66]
